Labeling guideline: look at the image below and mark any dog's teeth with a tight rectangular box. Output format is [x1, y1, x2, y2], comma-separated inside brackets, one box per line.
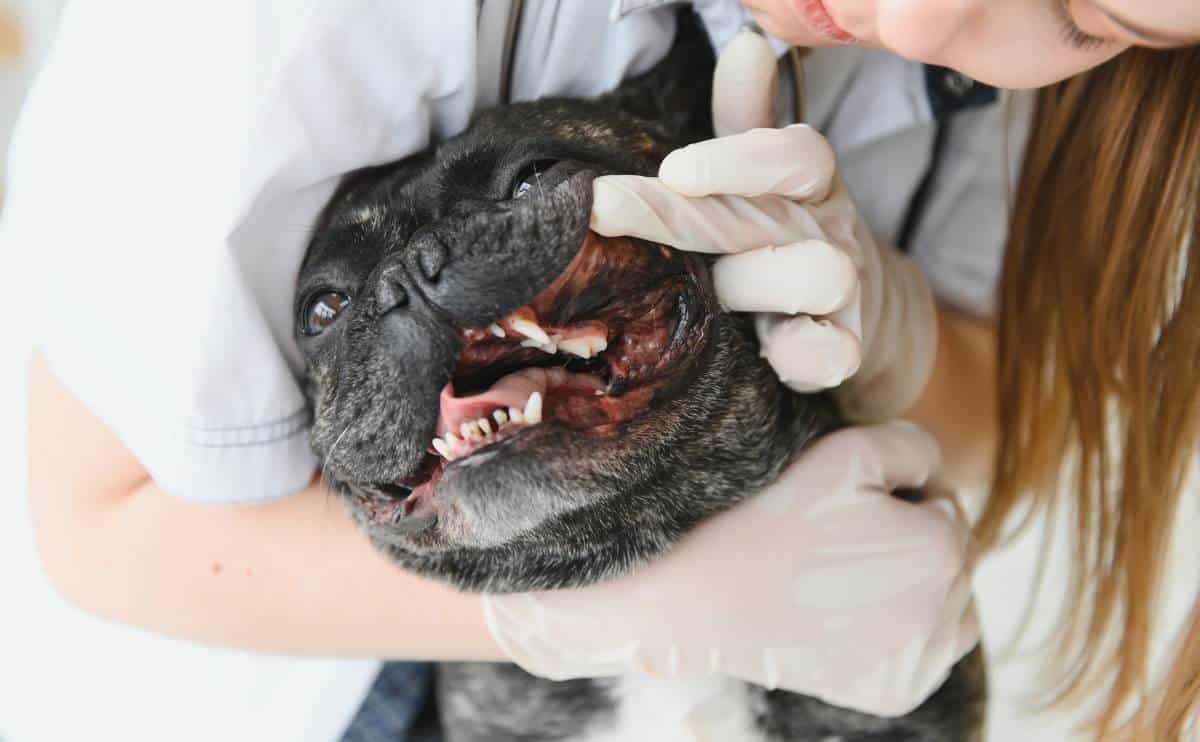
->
[443, 432, 462, 460]
[478, 417, 493, 436]
[511, 316, 552, 345]
[557, 336, 608, 359]
[524, 392, 543, 425]
[594, 389, 605, 396]
[432, 437, 452, 459]
[520, 338, 558, 354]
[493, 409, 509, 427]
[508, 407, 524, 424]
[556, 338, 591, 358]
[461, 421, 483, 441]
[488, 323, 506, 338]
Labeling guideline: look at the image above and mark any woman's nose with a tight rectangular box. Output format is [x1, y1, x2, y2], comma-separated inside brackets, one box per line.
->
[875, 0, 981, 61]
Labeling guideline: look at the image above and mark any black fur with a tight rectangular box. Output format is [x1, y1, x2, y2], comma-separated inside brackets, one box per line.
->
[297, 11, 984, 741]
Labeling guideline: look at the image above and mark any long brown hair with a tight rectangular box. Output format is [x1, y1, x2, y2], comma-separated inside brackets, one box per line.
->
[976, 46, 1200, 739]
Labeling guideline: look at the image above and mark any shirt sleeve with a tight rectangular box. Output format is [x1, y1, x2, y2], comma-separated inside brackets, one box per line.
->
[5, 0, 476, 503]
[5, 0, 679, 505]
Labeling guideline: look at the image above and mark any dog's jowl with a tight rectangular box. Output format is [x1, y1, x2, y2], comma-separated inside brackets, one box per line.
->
[295, 12, 984, 742]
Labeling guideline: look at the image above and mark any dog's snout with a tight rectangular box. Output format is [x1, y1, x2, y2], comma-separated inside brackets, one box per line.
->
[369, 266, 410, 317]
[407, 169, 596, 330]
[413, 236, 448, 282]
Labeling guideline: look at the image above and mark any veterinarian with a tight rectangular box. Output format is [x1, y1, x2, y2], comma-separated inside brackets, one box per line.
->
[589, 1, 1200, 739]
[4, 3, 1195, 742]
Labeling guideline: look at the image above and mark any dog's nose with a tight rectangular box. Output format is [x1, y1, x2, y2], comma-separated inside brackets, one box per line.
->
[369, 266, 409, 317]
[404, 168, 595, 330]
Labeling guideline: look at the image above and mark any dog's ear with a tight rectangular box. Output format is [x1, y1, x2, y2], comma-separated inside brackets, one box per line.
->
[601, 8, 715, 146]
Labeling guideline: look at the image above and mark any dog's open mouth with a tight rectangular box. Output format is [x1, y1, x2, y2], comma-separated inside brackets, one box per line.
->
[355, 229, 714, 528]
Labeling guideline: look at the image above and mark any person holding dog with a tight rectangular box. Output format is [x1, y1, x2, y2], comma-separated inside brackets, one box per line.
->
[590, 1, 1200, 739]
[6, 1, 1198, 740]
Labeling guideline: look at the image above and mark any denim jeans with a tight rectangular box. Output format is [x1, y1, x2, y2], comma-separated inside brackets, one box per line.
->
[339, 662, 439, 742]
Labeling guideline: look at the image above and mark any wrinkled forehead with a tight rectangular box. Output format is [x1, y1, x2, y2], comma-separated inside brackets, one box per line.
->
[301, 99, 664, 274]
[301, 159, 426, 275]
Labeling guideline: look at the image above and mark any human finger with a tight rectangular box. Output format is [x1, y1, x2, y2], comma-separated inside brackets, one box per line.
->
[712, 28, 778, 137]
[824, 422, 942, 493]
[591, 174, 825, 254]
[713, 241, 858, 314]
[658, 124, 837, 201]
[755, 314, 862, 392]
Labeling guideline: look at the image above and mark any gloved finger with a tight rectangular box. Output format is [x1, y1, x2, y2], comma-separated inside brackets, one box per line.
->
[482, 594, 631, 680]
[499, 631, 632, 681]
[658, 124, 837, 201]
[954, 602, 981, 661]
[634, 644, 715, 681]
[939, 570, 980, 665]
[832, 422, 942, 493]
[712, 28, 778, 137]
[712, 241, 858, 314]
[591, 175, 826, 254]
[890, 580, 979, 717]
[754, 314, 861, 392]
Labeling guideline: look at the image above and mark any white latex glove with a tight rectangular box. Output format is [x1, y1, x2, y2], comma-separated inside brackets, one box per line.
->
[483, 422, 979, 718]
[591, 30, 938, 422]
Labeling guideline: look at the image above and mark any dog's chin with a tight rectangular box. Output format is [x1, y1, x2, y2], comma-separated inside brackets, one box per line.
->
[339, 229, 720, 553]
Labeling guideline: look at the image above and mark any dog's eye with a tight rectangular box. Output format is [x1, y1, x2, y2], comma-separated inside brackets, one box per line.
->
[511, 160, 560, 199]
[301, 291, 351, 336]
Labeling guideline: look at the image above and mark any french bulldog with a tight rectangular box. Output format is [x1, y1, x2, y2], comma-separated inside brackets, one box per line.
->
[295, 11, 984, 742]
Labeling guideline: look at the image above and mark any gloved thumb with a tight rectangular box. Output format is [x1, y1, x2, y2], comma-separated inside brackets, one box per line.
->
[712, 28, 778, 137]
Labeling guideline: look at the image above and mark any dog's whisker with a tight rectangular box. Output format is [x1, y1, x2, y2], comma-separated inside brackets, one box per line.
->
[321, 424, 352, 488]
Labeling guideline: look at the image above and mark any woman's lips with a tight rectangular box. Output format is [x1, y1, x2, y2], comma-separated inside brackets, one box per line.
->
[794, 0, 857, 43]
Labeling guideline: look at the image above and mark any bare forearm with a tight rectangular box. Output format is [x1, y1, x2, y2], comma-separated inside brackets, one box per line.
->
[904, 306, 997, 493]
[28, 352, 502, 660]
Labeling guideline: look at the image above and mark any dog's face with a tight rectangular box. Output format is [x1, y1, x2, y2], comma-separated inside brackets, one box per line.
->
[295, 26, 836, 592]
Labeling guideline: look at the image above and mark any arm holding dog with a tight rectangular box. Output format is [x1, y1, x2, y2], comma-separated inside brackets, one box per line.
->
[27, 351, 505, 661]
[29, 349, 976, 701]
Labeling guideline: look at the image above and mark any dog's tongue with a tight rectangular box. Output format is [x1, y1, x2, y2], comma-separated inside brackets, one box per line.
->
[437, 367, 604, 437]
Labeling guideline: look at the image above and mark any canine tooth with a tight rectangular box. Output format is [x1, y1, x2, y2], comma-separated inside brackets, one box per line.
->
[444, 432, 462, 459]
[461, 420, 483, 441]
[520, 338, 558, 354]
[556, 338, 591, 358]
[557, 336, 607, 359]
[478, 417, 493, 436]
[508, 407, 524, 424]
[432, 438, 452, 459]
[493, 409, 509, 427]
[511, 316, 552, 345]
[488, 323, 506, 338]
[524, 392, 543, 425]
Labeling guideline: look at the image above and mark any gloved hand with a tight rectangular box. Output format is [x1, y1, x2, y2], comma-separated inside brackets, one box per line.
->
[591, 30, 938, 422]
[483, 422, 979, 717]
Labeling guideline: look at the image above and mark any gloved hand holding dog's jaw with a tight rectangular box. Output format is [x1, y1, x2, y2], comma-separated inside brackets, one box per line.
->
[485, 422, 978, 718]
[591, 31, 939, 423]
[483, 31, 972, 718]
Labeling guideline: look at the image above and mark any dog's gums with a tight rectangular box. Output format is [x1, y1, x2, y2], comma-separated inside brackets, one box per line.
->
[361, 228, 714, 530]
[298, 11, 983, 738]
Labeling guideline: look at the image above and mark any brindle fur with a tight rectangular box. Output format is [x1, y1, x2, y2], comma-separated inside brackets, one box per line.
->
[297, 11, 985, 741]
